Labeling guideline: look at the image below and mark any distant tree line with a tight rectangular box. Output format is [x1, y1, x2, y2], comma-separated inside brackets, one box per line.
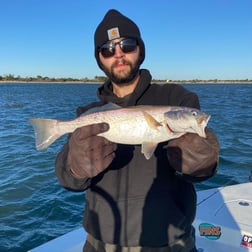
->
[0, 74, 251, 83]
[166, 78, 252, 83]
[0, 74, 108, 83]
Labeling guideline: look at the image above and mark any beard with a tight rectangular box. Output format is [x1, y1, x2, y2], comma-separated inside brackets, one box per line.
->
[101, 59, 140, 84]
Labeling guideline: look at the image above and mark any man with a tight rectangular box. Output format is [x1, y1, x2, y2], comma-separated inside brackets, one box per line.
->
[55, 9, 219, 252]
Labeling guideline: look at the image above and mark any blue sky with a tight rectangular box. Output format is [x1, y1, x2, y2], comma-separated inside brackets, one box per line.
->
[1, 0, 252, 80]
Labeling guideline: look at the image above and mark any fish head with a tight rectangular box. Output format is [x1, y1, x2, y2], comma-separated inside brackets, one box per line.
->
[163, 107, 210, 137]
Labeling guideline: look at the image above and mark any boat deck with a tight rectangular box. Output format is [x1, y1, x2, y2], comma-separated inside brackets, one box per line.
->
[29, 183, 252, 252]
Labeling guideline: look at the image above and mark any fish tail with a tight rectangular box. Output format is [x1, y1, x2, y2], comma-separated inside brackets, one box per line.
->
[29, 118, 61, 150]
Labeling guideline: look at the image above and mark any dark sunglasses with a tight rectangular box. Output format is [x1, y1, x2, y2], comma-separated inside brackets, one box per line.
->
[98, 38, 138, 58]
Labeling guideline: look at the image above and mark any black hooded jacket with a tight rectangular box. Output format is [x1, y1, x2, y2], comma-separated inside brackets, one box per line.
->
[55, 69, 201, 247]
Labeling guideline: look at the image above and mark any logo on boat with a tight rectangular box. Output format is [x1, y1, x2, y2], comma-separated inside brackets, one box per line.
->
[241, 234, 252, 248]
[199, 223, 221, 240]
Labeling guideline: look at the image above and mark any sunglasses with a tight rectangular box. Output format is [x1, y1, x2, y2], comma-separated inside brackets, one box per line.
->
[98, 38, 138, 58]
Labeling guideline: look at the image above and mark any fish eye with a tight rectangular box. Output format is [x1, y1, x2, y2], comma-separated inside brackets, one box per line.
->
[191, 110, 198, 116]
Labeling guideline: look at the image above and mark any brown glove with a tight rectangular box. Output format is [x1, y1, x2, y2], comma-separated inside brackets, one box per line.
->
[166, 128, 219, 181]
[67, 123, 116, 178]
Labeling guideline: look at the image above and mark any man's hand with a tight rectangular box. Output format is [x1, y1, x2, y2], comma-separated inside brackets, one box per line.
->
[68, 123, 116, 178]
[166, 128, 219, 181]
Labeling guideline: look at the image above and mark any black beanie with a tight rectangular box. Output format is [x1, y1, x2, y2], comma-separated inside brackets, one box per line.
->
[94, 9, 145, 70]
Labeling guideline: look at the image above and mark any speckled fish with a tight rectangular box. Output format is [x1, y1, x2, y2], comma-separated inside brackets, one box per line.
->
[29, 103, 210, 159]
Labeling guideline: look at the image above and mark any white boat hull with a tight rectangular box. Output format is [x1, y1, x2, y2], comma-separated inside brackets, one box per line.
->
[29, 183, 252, 252]
[194, 182, 252, 251]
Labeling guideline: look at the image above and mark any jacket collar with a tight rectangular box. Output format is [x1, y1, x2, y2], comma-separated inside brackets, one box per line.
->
[97, 69, 152, 106]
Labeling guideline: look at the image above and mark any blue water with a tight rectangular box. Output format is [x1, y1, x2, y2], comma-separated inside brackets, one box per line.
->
[0, 83, 251, 251]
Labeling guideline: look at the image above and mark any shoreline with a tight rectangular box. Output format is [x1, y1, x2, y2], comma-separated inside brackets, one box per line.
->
[0, 80, 102, 84]
[1, 80, 252, 85]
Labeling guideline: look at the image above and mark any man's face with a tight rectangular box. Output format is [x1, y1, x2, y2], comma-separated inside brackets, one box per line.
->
[98, 38, 141, 84]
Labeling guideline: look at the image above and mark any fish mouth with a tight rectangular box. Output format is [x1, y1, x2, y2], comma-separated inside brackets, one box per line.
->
[194, 114, 211, 138]
[165, 122, 176, 133]
[198, 114, 211, 125]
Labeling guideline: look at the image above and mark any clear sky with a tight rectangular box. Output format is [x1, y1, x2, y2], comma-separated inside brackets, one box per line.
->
[1, 0, 252, 80]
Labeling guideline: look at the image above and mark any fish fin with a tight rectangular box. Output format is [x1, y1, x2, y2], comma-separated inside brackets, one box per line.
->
[143, 112, 162, 130]
[141, 142, 158, 160]
[29, 118, 61, 150]
[81, 102, 121, 116]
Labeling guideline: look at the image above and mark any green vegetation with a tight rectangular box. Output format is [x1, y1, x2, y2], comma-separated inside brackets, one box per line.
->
[0, 74, 251, 83]
[0, 74, 108, 83]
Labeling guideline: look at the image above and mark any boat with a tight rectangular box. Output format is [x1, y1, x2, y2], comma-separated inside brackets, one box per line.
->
[194, 182, 252, 252]
[29, 182, 252, 252]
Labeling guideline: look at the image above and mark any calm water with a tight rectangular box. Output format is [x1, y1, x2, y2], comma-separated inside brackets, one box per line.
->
[0, 83, 251, 251]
